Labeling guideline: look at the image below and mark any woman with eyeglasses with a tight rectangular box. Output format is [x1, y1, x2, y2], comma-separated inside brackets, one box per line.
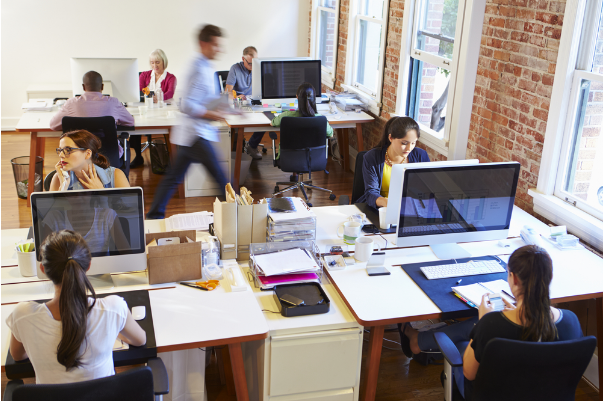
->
[49, 130, 130, 191]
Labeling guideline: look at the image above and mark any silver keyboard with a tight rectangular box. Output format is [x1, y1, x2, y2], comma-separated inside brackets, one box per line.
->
[421, 260, 505, 280]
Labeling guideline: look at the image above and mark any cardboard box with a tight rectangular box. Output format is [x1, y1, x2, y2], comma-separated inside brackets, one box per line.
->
[145, 230, 201, 285]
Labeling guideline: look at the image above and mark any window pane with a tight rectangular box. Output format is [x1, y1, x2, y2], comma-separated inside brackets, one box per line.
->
[358, 0, 384, 18]
[563, 79, 603, 211]
[355, 19, 382, 93]
[415, 0, 459, 59]
[407, 60, 450, 138]
[319, 0, 337, 9]
[319, 10, 337, 69]
[591, 6, 603, 74]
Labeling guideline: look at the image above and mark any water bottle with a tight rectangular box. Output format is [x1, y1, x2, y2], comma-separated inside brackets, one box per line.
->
[156, 87, 164, 108]
[202, 236, 220, 267]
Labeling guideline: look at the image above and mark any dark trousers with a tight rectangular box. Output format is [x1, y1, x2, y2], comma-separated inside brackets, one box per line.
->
[146, 137, 228, 219]
[130, 135, 142, 157]
[248, 131, 265, 149]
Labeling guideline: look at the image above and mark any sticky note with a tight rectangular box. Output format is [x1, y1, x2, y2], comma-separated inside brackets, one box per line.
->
[263, 103, 269, 107]
[289, 103, 295, 107]
[274, 103, 280, 108]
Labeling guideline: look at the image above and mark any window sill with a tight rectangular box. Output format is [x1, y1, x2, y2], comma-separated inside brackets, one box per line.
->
[341, 84, 381, 116]
[391, 113, 449, 156]
[528, 188, 603, 250]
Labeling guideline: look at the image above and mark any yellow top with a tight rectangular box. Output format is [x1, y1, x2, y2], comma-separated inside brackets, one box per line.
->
[380, 162, 391, 198]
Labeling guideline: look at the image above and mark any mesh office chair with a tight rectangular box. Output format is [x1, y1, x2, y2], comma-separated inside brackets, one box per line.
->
[3, 357, 169, 401]
[434, 332, 597, 401]
[62, 116, 132, 179]
[271, 116, 335, 206]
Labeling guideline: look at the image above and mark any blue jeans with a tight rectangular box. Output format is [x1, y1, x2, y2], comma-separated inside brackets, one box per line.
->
[416, 317, 478, 398]
[147, 137, 227, 219]
[248, 131, 265, 149]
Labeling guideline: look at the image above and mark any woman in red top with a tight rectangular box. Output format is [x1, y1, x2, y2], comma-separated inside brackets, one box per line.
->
[133, 49, 177, 167]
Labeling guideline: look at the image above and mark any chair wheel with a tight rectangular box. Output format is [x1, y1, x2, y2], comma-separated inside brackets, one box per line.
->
[274, 186, 279, 193]
[307, 202, 313, 207]
[329, 194, 336, 201]
[262, 147, 267, 153]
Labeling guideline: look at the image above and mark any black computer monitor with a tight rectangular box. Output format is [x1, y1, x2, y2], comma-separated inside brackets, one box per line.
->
[261, 60, 322, 100]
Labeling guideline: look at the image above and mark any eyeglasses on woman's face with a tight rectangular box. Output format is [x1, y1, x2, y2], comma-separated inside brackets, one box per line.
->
[56, 146, 87, 157]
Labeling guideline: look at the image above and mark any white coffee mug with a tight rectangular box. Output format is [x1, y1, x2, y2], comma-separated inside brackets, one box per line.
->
[337, 221, 362, 245]
[355, 237, 374, 262]
[378, 207, 388, 229]
[17, 251, 37, 277]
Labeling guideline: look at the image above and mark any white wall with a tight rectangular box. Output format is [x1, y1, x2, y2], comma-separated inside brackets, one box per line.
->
[1, 0, 310, 129]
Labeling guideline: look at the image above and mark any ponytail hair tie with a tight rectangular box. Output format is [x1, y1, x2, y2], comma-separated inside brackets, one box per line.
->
[67, 256, 74, 261]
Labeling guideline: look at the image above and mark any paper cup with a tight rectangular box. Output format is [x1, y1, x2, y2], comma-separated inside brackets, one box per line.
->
[354, 237, 374, 262]
[337, 221, 362, 245]
[378, 207, 388, 229]
[17, 251, 37, 277]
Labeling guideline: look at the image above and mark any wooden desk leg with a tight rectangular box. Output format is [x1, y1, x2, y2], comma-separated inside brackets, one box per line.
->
[228, 342, 250, 401]
[342, 128, 350, 173]
[597, 297, 603, 401]
[363, 325, 385, 401]
[231, 128, 238, 152]
[233, 130, 243, 191]
[221, 346, 236, 397]
[27, 132, 38, 207]
[356, 123, 364, 152]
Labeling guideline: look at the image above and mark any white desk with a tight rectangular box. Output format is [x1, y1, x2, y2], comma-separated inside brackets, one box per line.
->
[310, 204, 604, 400]
[224, 109, 374, 190]
[0, 222, 268, 401]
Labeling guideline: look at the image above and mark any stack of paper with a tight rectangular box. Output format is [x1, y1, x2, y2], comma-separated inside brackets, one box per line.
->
[165, 211, 213, 232]
[267, 197, 317, 242]
[22, 101, 53, 111]
[254, 248, 320, 277]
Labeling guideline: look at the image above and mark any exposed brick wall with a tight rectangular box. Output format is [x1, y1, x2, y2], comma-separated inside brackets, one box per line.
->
[467, 0, 566, 213]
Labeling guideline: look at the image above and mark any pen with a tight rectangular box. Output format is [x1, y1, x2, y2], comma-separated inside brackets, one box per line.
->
[180, 282, 209, 291]
[502, 290, 516, 301]
[419, 198, 426, 209]
[456, 279, 463, 284]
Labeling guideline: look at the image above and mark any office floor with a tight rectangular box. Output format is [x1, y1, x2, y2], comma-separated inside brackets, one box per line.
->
[0, 132, 600, 400]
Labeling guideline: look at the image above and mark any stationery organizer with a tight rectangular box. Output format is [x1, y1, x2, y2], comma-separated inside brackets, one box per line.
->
[266, 197, 317, 242]
[248, 240, 323, 289]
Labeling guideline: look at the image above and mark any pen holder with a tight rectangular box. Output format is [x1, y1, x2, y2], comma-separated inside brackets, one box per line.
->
[17, 251, 37, 277]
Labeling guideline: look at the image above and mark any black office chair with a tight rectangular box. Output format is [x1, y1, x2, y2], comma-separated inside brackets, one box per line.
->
[3, 357, 169, 401]
[270, 116, 335, 206]
[434, 332, 597, 400]
[338, 150, 367, 205]
[62, 116, 132, 179]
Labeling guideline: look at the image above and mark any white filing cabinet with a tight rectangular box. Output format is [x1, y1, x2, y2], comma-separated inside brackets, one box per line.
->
[241, 269, 363, 401]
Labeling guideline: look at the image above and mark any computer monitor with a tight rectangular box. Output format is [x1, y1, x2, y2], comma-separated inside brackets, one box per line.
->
[251, 57, 322, 104]
[388, 162, 520, 259]
[70, 58, 139, 103]
[31, 187, 147, 288]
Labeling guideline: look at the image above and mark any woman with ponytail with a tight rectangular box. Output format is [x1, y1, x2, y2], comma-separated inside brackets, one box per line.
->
[355, 116, 430, 208]
[399, 245, 583, 398]
[50, 130, 130, 191]
[6, 230, 145, 384]
[270, 82, 334, 159]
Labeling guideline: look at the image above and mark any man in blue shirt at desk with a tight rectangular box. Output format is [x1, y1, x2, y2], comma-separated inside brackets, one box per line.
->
[147, 24, 233, 219]
[225, 46, 265, 160]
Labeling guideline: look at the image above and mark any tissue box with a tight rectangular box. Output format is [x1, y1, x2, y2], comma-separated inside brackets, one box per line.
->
[145, 230, 201, 285]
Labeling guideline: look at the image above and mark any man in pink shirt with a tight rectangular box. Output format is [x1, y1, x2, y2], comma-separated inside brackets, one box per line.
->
[50, 71, 134, 131]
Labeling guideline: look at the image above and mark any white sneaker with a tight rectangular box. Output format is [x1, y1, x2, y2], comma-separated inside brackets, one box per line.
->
[245, 143, 262, 160]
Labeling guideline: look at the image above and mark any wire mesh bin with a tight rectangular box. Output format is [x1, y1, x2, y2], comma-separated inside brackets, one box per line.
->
[11, 156, 43, 198]
[248, 240, 323, 289]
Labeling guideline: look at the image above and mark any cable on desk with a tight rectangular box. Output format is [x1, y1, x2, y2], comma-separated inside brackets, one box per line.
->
[262, 309, 281, 314]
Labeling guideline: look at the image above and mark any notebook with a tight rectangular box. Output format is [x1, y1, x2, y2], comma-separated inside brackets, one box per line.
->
[452, 279, 515, 307]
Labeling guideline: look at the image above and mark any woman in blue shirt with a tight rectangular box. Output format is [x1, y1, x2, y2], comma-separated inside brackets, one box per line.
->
[355, 117, 430, 208]
[50, 130, 130, 191]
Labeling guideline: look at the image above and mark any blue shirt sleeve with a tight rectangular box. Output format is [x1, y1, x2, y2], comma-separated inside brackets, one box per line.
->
[181, 60, 211, 118]
[226, 64, 238, 86]
[361, 150, 382, 209]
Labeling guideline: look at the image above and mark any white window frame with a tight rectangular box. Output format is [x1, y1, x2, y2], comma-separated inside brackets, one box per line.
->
[394, 0, 486, 159]
[310, 0, 341, 89]
[342, 0, 390, 115]
[530, 0, 603, 249]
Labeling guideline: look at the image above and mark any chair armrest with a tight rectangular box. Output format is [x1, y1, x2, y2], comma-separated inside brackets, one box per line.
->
[434, 332, 463, 367]
[147, 357, 169, 396]
[338, 195, 350, 205]
[3, 380, 24, 401]
[269, 132, 278, 140]
[117, 125, 135, 132]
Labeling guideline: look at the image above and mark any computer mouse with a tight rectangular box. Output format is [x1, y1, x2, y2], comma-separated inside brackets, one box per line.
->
[132, 306, 146, 321]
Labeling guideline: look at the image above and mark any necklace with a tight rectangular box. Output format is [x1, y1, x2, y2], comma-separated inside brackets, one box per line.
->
[385, 147, 407, 167]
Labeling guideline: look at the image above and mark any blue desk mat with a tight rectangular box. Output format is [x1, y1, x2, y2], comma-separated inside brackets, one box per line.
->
[401, 256, 508, 320]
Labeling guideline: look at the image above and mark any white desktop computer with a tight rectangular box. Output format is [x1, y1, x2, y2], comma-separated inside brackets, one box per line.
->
[70, 57, 139, 103]
[386, 161, 520, 259]
[30, 187, 147, 288]
[251, 57, 323, 105]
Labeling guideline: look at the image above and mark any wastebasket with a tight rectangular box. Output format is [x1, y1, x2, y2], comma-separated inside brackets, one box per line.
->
[11, 156, 43, 199]
[150, 139, 170, 175]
